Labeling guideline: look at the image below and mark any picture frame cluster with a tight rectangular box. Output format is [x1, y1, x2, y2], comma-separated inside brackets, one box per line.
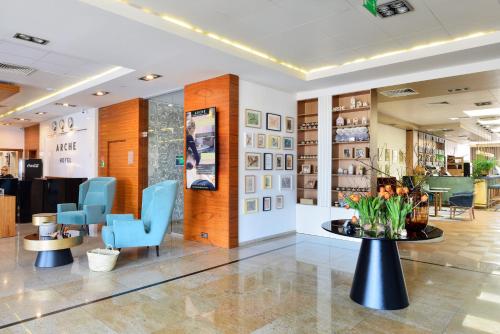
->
[243, 109, 295, 214]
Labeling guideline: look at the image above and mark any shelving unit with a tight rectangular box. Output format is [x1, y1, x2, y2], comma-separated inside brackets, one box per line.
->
[331, 90, 377, 206]
[447, 155, 464, 176]
[417, 131, 446, 168]
[297, 98, 318, 205]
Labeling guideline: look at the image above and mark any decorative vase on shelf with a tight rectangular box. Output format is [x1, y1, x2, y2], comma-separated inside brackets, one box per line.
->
[350, 97, 356, 109]
[336, 115, 344, 126]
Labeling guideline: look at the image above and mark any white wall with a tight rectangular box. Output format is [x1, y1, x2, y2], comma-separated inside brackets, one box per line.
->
[39, 109, 98, 178]
[377, 124, 407, 179]
[0, 127, 24, 149]
[446, 140, 470, 162]
[239, 80, 296, 244]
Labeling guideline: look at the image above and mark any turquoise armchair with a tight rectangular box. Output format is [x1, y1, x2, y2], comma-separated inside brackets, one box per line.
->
[102, 180, 178, 256]
[57, 177, 116, 230]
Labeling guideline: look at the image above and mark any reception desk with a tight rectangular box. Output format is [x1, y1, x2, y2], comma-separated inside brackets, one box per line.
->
[1, 178, 86, 223]
[0, 195, 16, 238]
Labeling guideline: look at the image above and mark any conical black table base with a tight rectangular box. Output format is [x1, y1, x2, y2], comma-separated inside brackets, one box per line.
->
[35, 249, 74, 268]
[350, 239, 409, 310]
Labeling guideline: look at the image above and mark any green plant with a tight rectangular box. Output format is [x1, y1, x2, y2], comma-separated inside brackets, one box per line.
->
[342, 193, 383, 229]
[385, 196, 413, 236]
[472, 155, 496, 178]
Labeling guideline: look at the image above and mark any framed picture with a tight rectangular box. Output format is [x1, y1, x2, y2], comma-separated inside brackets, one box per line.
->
[245, 153, 261, 170]
[244, 198, 258, 214]
[256, 134, 266, 148]
[285, 154, 293, 170]
[275, 195, 284, 209]
[354, 148, 365, 159]
[280, 174, 293, 191]
[186, 107, 217, 191]
[393, 150, 398, 164]
[266, 113, 282, 131]
[384, 164, 390, 176]
[245, 109, 261, 128]
[245, 175, 256, 194]
[283, 137, 293, 150]
[301, 164, 311, 174]
[385, 148, 391, 162]
[305, 180, 317, 189]
[264, 153, 273, 170]
[244, 133, 254, 148]
[399, 150, 405, 164]
[275, 154, 284, 170]
[263, 197, 272, 211]
[285, 117, 294, 133]
[262, 175, 272, 189]
[343, 148, 352, 158]
[267, 135, 281, 149]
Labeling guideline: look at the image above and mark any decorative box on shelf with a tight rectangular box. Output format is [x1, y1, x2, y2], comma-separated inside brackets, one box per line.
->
[300, 198, 315, 205]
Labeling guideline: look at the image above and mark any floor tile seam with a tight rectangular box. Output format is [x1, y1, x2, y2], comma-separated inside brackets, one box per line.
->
[0, 241, 302, 330]
[400, 257, 500, 276]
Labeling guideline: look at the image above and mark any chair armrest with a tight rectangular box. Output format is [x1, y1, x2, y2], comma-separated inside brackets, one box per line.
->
[113, 220, 147, 244]
[106, 214, 135, 226]
[83, 204, 105, 224]
[57, 203, 76, 213]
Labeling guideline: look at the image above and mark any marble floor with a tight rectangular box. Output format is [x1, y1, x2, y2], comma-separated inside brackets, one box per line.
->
[0, 211, 499, 333]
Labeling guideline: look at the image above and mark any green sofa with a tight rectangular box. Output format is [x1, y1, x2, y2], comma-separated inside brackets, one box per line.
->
[426, 176, 474, 206]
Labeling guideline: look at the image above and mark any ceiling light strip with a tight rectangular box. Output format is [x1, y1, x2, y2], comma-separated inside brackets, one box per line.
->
[0, 66, 124, 119]
[118, 1, 307, 74]
[114, 1, 497, 76]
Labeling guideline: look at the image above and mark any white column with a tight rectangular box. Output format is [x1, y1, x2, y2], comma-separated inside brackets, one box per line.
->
[317, 96, 332, 208]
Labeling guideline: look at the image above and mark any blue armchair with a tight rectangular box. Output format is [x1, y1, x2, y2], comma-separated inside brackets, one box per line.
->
[449, 191, 475, 220]
[102, 180, 178, 256]
[57, 177, 117, 231]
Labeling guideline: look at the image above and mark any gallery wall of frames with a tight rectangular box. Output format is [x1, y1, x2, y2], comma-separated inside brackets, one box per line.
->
[239, 80, 296, 243]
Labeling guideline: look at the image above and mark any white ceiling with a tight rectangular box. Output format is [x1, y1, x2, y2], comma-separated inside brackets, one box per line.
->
[125, 0, 500, 69]
[0, 0, 500, 129]
[378, 70, 500, 142]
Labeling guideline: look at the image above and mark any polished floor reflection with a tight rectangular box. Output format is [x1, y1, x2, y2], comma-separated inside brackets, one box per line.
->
[0, 211, 499, 333]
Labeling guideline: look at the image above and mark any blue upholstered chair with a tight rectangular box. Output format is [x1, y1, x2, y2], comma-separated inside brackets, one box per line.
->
[57, 177, 117, 231]
[449, 191, 475, 220]
[102, 180, 178, 256]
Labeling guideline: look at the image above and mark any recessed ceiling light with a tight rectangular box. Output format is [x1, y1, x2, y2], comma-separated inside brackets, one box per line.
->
[464, 108, 500, 117]
[93, 91, 109, 96]
[139, 74, 162, 81]
[13, 33, 49, 45]
[167, 103, 174, 107]
[35, 112, 46, 115]
[1, 123, 11, 126]
[491, 127, 500, 132]
[474, 101, 492, 107]
[14, 118, 30, 121]
[449, 117, 459, 121]
[54, 102, 76, 107]
[377, 0, 413, 18]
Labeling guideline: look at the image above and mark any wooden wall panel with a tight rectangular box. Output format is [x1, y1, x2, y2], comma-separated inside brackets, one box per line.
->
[98, 98, 148, 218]
[24, 124, 39, 158]
[184, 74, 239, 249]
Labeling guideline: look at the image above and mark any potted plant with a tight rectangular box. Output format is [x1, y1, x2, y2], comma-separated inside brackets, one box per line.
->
[341, 185, 429, 238]
[472, 154, 496, 178]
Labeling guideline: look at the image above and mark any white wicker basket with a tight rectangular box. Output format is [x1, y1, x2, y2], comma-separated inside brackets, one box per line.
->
[87, 248, 120, 272]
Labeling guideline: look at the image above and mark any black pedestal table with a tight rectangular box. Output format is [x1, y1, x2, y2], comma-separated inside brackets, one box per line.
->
[322, 220, 443, 310]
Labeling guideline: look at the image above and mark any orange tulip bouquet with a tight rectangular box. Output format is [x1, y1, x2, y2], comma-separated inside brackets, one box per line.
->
[341, 185, 428, 238]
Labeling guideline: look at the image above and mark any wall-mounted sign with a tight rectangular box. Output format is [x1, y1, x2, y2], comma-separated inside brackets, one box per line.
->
[363, 0, 378, 16]
[185, 107, 217, 191]
[175, 155, 184, 167]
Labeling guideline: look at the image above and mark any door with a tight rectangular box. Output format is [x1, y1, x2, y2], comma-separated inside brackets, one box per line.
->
[107, 140, 127, 214]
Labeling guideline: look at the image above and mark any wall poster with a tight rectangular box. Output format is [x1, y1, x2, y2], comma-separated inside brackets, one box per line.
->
[185, 107, 217, 190]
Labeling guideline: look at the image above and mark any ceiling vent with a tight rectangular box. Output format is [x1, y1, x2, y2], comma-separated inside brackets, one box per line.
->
[380, 88, 418, 98]
[474, 101, 492, 107]
[428, 101, 450, 105]
[0, 62, 36, 76]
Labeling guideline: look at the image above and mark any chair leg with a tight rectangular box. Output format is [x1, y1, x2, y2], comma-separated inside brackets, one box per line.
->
[155, 246, 159, 257]
[472, 208, 475, 219]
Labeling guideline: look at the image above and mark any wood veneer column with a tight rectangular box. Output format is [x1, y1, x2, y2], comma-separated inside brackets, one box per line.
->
[98, 98, 148, 218]
[183, 74, 239, 248]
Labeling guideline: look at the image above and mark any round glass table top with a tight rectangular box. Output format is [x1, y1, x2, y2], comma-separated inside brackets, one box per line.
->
[321, 220, 443, 242]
